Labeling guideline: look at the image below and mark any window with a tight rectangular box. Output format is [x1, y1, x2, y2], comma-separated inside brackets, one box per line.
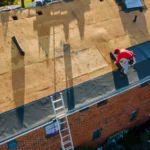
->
[130, 110, 139, 122]
[8, 140, 17, 149]
[79, 107, 89, 112]
[92, 128, 101, 140]
[45, 120, 62, 138]
[97, 100, 108, 108]
[140, 82, 148, 88]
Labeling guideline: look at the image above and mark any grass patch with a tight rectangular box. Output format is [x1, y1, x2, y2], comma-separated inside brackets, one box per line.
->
[16, 0, 33, 8]
[24, 0, 33, 7]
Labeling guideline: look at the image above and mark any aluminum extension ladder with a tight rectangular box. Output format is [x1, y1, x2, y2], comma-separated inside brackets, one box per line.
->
[51, 93, 74, 150]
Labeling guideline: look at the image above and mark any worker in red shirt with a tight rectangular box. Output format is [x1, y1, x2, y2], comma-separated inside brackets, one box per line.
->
[114, 48, 136, 74]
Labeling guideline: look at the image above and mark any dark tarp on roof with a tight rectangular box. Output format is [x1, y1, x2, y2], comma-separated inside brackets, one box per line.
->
[0, 41, 150, 144]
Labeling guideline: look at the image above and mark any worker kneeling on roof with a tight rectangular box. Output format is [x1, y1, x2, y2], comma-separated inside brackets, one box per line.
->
[114, 48, 136, 74]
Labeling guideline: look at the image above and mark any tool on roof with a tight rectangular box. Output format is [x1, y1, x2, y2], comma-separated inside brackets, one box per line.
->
[12, 36, 25, 56]
[133, 15, 137, 23]
[51, 93, 74, 150]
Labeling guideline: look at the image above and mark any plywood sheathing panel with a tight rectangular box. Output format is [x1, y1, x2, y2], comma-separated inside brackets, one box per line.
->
[0, 0, 150, 113]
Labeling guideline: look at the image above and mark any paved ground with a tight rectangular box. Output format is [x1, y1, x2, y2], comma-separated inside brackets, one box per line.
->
[0, 0, 150, 113]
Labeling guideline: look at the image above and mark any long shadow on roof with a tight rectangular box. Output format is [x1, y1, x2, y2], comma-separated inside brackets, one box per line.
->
[11, 40, 25, 126]
[119, 4, 149, 45]
[112, 70, 129, 90]
[63, 44, 75, 110]
[33, 0, 90, 66]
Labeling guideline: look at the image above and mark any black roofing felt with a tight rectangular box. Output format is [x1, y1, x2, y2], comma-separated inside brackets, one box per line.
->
[0, 41, 150, 144]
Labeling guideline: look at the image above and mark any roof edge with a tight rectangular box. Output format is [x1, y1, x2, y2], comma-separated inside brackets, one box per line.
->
[0, 75, 150, 145]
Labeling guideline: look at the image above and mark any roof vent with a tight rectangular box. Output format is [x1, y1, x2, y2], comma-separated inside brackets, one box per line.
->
[97, 99, 108, 108]
[37, 11, 43, 15]
[12, 16, 18, 20]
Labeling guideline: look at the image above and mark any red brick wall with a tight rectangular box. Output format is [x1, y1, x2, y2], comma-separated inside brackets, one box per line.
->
[1, 83, 150, 150]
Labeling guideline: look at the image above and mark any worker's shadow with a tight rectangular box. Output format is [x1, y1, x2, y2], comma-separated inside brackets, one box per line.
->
[112, 69, 129, 90]
[110, 53, 129, 90]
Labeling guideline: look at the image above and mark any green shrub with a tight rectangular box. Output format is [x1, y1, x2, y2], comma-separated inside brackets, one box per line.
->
[0, 0, 17, 6]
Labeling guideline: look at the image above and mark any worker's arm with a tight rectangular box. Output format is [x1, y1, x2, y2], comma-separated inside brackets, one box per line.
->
[114, 54, 121, 64]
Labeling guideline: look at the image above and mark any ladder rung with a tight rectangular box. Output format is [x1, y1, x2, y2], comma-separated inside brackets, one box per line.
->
[64, 140, 71, 145]
[57, 114, 65, 119]
[57, 114, 65, 118]
[55, 106, 64, 111]
[53, 99, 62, 103]
[65, 146, 73, 150]
[62, 134, 70, 139]
[61, 128, 68, 132]
[60, 121, 67, 124]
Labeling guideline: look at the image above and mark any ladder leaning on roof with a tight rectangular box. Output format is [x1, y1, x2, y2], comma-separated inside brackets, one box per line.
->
[51, 93, 74, 150]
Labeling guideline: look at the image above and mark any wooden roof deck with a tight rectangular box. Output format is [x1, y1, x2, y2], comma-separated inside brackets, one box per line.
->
[0, 0, 150, 113]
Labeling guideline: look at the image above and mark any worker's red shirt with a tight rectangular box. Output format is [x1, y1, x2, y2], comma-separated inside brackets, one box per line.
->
[115, 49, 134, 64]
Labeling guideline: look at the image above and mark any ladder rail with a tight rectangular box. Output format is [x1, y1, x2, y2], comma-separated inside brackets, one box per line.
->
[60, 93, 74, 149]
[65, 117, 74, 149]
[56, 118, 65, 150]
[51, 95, 65, 149]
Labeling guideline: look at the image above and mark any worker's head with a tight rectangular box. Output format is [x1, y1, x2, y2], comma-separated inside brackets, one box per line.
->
[114, 48, 120, 54]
